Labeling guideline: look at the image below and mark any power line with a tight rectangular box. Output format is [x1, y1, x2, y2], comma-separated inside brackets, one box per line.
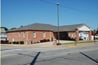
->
[40, 0, 55, 5]
[40, 0, 97, 15]
[40, 0, 81, 12]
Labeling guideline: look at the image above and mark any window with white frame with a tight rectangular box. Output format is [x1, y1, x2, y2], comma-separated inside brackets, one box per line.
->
[42, 32, 46, 38]
[33, 32, 36, 38]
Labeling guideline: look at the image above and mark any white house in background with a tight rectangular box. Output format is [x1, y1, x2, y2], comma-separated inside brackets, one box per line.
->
[0, 27, 8, 41]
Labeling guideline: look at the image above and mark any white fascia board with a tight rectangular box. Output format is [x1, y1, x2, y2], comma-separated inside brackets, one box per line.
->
[78, 25, 91, 31]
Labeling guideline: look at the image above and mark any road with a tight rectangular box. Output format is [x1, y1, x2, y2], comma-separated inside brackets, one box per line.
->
[1, 44, 98, 65]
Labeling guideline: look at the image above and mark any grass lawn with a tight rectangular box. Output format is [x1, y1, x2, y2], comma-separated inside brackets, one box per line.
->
[62, 40, 98, 45]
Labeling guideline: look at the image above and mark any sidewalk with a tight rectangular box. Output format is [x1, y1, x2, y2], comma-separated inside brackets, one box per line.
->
[1, 42, 98, 49]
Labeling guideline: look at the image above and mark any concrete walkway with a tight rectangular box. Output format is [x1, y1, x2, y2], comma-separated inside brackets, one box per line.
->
[1, 41, 98, 49]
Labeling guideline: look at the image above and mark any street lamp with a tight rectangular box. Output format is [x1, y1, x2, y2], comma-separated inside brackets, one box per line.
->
[56, 2, 61, 45]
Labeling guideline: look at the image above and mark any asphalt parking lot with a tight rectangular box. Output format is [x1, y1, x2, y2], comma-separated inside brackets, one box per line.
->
[1, 43, 98, 65]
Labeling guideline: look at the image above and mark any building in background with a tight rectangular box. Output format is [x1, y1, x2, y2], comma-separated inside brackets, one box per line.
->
[7, 23, 92, 44]
[0, 27, 8, 43]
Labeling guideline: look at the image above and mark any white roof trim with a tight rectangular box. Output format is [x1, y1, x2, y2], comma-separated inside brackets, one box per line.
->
[78, 25, 91, 31]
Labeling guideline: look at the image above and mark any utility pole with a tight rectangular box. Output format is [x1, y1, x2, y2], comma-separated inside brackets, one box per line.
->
[56, 2, 61, 45]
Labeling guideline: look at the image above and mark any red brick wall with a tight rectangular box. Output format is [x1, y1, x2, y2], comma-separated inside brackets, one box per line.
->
[28, 30, 52, 43]
[7, 30, 55, 44]
[68, 32, 76, 39]
[7, 31, 28, 43]
[88, 31, 92, 41]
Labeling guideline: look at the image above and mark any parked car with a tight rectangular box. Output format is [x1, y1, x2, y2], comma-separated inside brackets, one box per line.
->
[79, 32, 88, 40]
[95, 34, 98, 40]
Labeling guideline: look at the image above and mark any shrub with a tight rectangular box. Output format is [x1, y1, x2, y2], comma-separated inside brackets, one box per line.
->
[13, 41, 19, 44]
[19, 41, 24, 44]
[40, 39, 50, 42]
[1, 40, 9, 44]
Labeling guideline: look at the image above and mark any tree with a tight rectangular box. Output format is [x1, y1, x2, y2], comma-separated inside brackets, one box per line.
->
[0, 27, 8, 31]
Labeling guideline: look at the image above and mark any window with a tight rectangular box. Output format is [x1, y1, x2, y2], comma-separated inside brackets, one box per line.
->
[33, 32, 36, 38]
[43, 32, 46, 38]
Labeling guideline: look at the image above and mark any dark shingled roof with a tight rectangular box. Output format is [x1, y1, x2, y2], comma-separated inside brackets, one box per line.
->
[8, 23, 89, 32]
[59, 24, 87, 31]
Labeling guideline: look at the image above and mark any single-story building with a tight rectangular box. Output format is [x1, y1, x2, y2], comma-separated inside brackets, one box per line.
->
[7, 23, 92, 44]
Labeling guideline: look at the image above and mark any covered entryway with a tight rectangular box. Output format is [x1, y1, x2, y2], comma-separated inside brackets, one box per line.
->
[75, 25, 92, 42]
[53, 32, 71, 40]
[53, 24, 92, 42]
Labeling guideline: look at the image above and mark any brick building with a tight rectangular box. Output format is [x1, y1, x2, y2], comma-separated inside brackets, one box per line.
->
[7, 23, 92, 44]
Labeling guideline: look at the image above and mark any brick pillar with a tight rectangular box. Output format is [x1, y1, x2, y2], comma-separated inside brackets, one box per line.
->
[88, 31, 91, 41]
[50, 32, 52, 41]
[75, 29, 79, 43]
